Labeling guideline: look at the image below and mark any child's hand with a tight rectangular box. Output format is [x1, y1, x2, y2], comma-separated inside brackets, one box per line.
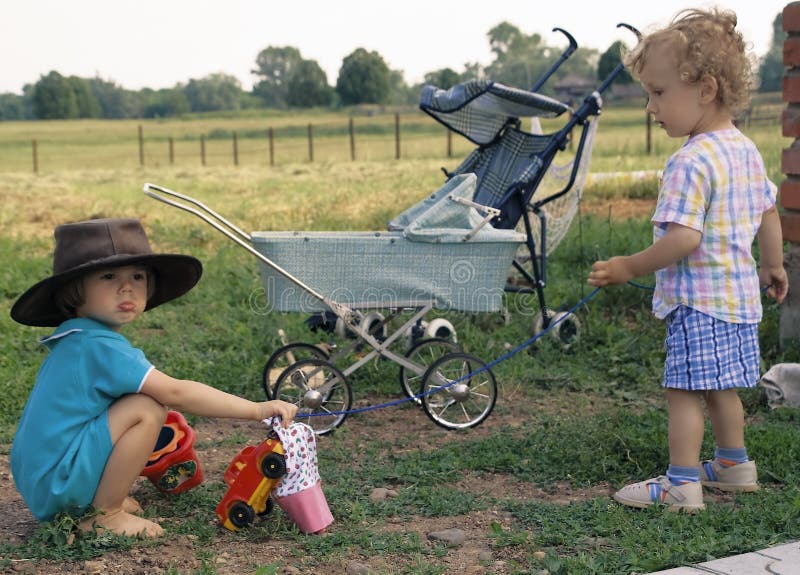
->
[588, 256, 634, 287]
[760, 265, 789, 304]
[261, 400, 298, 428]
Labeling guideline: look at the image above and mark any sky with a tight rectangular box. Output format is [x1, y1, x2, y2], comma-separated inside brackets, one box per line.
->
[0, 0, 786, 95]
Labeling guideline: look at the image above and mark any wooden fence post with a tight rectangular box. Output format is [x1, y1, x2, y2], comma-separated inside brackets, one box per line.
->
[307, 123, 314, 162]
[646, 112, 652, 155]
[395, 113, 401, 160]
[233, 132, 239, 166]
[32, 139, 38, 174]
[268, 127, 275, 166]
[446, 129, 452, 158]
[780, 1, 800, 344]
[200, 135, 206, 166]
[138, 125, 144, 167]
[169, 137, 174, 165]
[349, 118, 356, 161]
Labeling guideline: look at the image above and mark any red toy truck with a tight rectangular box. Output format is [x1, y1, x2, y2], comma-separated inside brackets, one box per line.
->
[215, 430, 287, 531]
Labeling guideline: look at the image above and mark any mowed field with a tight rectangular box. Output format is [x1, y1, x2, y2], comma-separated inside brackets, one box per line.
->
[1, 98, 798, 575]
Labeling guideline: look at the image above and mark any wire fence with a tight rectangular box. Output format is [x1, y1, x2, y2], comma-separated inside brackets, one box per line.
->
[1, 103, 782, 174]
[4, 112, 483, 174]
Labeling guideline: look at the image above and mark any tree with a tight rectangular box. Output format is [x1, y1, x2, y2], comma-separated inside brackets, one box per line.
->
[142, 88, 190, 118]
[598, 41, 633, 84]
[388, 69, 416, 106]
[88, 77, 138, 119]
[335, 48, 391, 106]
[32, 71, 78, 119]
[423, 68, 461, 89]
[183, 73, 242, 113]
[0, 93, 25, 120]
[68, 76, 101, 118]
[482, 22, 596, 94]
[252, 46, 303, 108]
[759, 13, 785, 92]
[286, 60, 332, 108]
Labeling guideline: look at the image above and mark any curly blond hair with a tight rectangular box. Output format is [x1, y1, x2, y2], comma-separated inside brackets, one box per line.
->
[624, 7, 753, 116]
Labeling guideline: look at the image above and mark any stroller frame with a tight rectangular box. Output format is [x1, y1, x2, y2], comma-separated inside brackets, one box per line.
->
[144, 24, 640, 435]
[417, 24, 640, 345]
[145, 184, 503, 434]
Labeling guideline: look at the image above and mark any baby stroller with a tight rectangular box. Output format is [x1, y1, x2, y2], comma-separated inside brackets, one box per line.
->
[403, 24, 640, 347]
[144, 25, 637, 436]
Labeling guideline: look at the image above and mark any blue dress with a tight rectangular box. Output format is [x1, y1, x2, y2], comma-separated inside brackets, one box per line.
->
[11, 318, 153, 521]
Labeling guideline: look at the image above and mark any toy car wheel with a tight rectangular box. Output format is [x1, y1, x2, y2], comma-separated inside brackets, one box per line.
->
[420, 352, 497, 430]
[228, 501, 256, 529]
[273, 358, 352, 435]
[258, 496, 275, 517]
[399, 338, 460, 405]
[262, 343, 330, 399]
[261, 452, 286, 479]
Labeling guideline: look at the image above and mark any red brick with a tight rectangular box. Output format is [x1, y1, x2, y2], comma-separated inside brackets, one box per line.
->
[784, 2, 800, 32]
[781, 177, 800, 210]
[783, 104, 800, 137]
[783, 71, 800, 102]
[781, 210, 800, 243]
[786, 37, 800, 67]
[781, 144, 800, 174]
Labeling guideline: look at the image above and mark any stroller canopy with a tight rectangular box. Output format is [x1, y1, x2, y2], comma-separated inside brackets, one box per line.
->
[419, 80, 570, 146]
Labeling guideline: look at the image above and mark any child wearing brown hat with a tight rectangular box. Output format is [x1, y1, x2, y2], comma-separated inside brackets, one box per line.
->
[10, 218, 298, 538]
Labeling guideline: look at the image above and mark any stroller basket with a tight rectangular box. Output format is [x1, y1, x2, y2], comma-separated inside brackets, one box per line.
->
[252, 229, 520, 313]
[252, 173, 523, 313]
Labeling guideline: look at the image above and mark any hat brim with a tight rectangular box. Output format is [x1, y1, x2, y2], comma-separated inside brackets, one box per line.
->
[10, 254, 203, 327]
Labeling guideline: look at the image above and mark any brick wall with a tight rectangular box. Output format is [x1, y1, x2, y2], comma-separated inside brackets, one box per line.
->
[781, 2, 800, 344]
[783, 3, 800, 240]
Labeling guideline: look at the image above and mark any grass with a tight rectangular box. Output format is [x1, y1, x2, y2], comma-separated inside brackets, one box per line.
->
[0, 107, 798, 573]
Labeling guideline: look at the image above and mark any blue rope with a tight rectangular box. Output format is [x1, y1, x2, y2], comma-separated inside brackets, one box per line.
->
[299, 287, 602, 418]
[298, 280, 772, 419]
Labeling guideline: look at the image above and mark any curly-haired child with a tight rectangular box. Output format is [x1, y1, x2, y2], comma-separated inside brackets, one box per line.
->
[588, 8, 789, 510]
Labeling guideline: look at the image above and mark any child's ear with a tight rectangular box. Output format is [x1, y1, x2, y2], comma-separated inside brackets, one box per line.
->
[699, 74, 719, 104]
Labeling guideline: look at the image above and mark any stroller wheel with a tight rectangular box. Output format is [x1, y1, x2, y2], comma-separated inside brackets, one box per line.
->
[261, 343, 330, 399]
[399, 337, 460, 405]
[420, 352, 497, 430]
[273, 358, 351, 435]
[532, 308, 580, 351]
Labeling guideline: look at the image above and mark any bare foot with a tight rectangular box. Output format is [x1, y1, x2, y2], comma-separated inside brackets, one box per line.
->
[79, 509, 164, 538]
[122, 496, 142, 514]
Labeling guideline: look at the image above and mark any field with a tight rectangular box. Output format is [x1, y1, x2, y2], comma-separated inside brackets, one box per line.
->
[1, 103, 799, 575]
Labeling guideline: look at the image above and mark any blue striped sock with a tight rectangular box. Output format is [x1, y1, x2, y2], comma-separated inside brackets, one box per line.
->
[715, 447, 748, 467]
[667, 464, 700, 486]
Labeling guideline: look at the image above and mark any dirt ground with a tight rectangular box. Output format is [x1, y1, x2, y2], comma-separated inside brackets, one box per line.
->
[0, 198, 658, 574]
[0, 398, 626, 575]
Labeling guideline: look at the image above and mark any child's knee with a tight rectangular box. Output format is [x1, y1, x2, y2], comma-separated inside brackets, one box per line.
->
[108, 394, 168, 436]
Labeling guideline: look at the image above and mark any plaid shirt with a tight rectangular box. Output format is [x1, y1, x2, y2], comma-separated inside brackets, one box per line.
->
[651, 129, 776, 323]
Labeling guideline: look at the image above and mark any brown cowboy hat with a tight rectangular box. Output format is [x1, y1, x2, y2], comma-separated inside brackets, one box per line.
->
[11, 218, 203, 327]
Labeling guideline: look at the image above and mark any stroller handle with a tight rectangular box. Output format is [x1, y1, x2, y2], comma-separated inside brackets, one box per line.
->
[142, 183, 349, 319]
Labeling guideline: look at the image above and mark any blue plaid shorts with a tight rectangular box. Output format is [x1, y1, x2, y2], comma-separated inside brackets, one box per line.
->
[663, 306, 760, 391]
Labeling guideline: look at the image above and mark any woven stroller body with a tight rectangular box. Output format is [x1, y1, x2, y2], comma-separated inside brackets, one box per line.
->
[417, 80, 599, 256]
[252, 174, 524, 313]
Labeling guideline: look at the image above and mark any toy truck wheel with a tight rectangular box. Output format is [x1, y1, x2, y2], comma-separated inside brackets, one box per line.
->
[228, 501, 256, 529]
[261, 452, 286, 479]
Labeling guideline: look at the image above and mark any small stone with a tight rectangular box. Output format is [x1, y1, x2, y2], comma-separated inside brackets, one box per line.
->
[346, 561, 371, 574]
[83, 560, 105, 574]
[478, 549, 493, 562]
[427, 527, 466, 547]
[533, 550, 547, 560]
[369, 487, 393, 502]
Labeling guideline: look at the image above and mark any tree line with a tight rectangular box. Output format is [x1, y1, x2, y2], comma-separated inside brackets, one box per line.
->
[0, 15, 784, 122]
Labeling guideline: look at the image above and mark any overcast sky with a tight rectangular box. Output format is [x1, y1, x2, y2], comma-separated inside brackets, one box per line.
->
[0, 0, 785, 95]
